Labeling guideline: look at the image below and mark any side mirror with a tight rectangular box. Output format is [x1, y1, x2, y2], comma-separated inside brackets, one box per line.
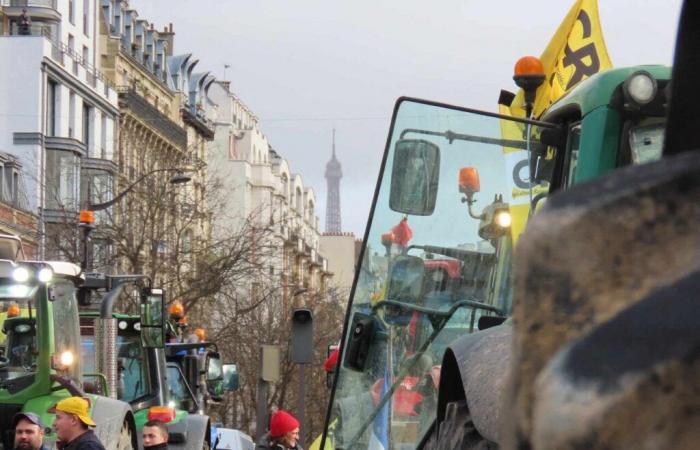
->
[206, 351, 224, 382]
[386, 255, 425, 305]
[222, 364, 240, 391]
[206, 352, 225, 400]
[140, 288, 165, 348]
[389, 139, 440, 216]
[343, 312, 375, 372]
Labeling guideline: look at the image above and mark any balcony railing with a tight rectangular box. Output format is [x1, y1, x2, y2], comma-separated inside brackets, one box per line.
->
[3, 0, 57, 8]
[116, 87, 188, 150]
[181, 104, 216, 140]
[42, 28, 113, 96]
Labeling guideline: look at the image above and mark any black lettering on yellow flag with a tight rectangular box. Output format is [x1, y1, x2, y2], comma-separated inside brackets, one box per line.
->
[500, 0, 612, 243]
[509, 0, 613, 119]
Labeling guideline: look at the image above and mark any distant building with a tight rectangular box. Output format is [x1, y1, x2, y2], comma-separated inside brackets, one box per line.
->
[91, 1, 215, 278]
[319, 232, 359, 297]
[207, 80, 332, 304]
[0, 0, 118, 257]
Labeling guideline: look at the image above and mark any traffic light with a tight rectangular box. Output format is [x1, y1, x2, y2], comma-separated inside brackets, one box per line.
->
[290, 308, 313, 364]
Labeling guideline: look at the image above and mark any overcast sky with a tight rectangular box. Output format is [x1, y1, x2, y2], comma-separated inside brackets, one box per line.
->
[133, 0, 681, 236]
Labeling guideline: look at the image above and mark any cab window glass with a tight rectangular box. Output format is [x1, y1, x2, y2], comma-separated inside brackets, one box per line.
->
[117, 334, 149, 402]
[52, 281, 81, 380]
[565, 123, 581, 187]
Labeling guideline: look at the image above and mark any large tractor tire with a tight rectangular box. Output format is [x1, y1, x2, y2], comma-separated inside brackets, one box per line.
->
[116, 421, 136, 450]
[424, 401, 495, 450]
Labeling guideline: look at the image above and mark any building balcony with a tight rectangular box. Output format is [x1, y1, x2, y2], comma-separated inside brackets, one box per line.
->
[181, 104, 215, 140]
[0, 32, 116, 103]
[117, 87, 187, 149]
[1, 0, 60, 22]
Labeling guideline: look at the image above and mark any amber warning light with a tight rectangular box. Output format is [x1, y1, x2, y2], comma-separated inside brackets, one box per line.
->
[459, 167, 480, 196]
[513, 56, 546, 118]
[79, 210, 95, 224]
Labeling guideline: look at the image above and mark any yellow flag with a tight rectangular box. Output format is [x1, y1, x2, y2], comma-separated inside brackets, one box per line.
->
[500, 0, 612, 243]
[510, 0, 613, 119]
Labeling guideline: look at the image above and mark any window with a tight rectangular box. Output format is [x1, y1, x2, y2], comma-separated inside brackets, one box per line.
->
[564, 123, 581, 187]
[82, 45, 89, 66]
[68, 92, 76, 138]
[116, 334, 148, 402]
[181, 230, 193, 254]
[83, 0, 89, 36]
[80, 169, 112, 207]
[100, 114, 107, 158]
[52, 280, 82, 381]
[68, 35, 77, 75]
[82, 103, 92, 150]
[296, 187, 303, 212]
[47, 80, 58, 136]
[45, 151, 79, 209]
[69, 0, 75, 24]
[166, 364, 196, 412]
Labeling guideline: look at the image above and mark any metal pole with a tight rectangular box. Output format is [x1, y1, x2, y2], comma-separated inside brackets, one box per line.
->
[256, 379, 268, 442]
[298, 364, 306, 447]
[256, 344, 269, 443]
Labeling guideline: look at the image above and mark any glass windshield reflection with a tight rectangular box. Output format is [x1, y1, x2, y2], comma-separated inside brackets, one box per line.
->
[327, 99, 556, 450]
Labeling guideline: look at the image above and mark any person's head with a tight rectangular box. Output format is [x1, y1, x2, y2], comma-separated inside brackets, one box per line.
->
[143, 420, 169, 448]
[270, 410, 300, 448]
[50, 397, 96, 442]
[13, 413, 46, 450]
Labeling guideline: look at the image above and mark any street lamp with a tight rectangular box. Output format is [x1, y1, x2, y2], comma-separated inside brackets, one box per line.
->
[79, 168, 192, 272]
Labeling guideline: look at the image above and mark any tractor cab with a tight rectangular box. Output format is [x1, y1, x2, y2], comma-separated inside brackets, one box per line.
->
[321, 64, 672, 450]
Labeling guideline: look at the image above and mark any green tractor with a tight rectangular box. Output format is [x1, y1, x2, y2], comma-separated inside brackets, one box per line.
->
[77, 276, 241, 450]
[0, 258, 137, 450]
[317, 64, 671, 450]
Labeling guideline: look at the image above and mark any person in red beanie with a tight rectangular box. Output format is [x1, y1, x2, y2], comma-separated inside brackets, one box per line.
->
[256, 410, 302, 450]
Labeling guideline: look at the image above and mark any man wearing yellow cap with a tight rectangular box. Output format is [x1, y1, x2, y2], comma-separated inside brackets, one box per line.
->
[49, 397, 106, 450]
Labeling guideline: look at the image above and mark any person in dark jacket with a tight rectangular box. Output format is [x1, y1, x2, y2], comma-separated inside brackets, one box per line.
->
[12, 412, 49, 450]
[256, 410, 302, 450]
[142, 419, 169, 450]
[49, 397, 106, 450]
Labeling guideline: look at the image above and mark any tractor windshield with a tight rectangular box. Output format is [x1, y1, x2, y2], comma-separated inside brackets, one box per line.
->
[323, 98, 557, 450]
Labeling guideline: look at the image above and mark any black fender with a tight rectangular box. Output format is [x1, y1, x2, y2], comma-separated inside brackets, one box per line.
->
[437, 322, 512, 444]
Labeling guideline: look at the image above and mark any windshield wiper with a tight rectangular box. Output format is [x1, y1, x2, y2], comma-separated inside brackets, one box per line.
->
[343, 299, 499, 450]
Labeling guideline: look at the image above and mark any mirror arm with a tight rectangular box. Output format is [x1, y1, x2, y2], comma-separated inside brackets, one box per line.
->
[462, 195, 482, 220]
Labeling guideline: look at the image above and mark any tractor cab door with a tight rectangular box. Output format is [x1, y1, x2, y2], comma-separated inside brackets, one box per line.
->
[322, 98, 560, 450]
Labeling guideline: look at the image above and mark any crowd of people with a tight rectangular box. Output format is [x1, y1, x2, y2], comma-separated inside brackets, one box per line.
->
[10, 396, 301, 450]
[11, 396, 170, 450]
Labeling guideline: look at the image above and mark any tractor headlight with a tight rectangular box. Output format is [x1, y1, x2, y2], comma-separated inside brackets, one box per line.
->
[37, 267, 53, 283]
[624, 71, 657, 106]
[494, 209, 512, 228]
[12, 267, 30, 283]
[51, 350, 75, 371]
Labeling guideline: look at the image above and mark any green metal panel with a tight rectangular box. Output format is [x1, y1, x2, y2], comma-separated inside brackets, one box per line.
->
[575, 107, 622, 183]
[544, 65, 671, 119]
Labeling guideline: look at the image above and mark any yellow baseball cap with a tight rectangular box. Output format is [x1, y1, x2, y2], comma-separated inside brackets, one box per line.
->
[48, 397, 96, 427]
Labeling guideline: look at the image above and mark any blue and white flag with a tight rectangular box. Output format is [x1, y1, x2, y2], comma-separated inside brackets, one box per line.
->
[368, 368, 390, 450]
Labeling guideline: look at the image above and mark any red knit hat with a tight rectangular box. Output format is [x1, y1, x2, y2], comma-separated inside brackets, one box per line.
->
[270, 410, 300, 438]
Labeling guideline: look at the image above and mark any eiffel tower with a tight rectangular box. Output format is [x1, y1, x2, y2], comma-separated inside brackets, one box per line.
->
[325, 129, 343, 233]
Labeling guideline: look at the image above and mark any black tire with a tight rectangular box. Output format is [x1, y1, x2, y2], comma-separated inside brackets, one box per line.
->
[424, 401, 496, 450]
